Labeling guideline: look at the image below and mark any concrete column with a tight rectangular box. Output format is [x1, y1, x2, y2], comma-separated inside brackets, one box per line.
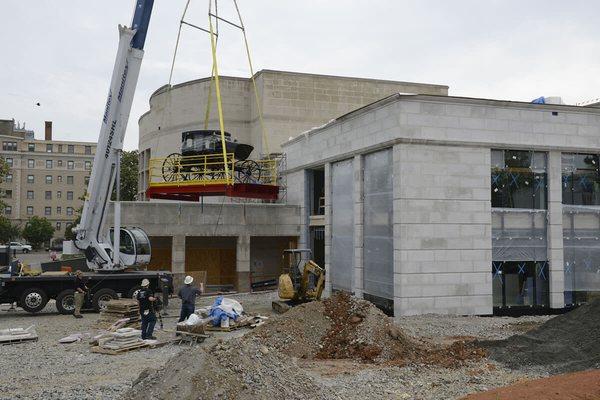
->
[392, 144, 403, 317]
[236, 235, 251, 292]
[171, 235, 185, 274]
[323, 162, 332, 297]
[353, 155, 364, 297]
[547, 151, 565, 308]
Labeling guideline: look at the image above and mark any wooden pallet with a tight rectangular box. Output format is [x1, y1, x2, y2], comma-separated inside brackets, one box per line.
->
[90, 339, 172, 355]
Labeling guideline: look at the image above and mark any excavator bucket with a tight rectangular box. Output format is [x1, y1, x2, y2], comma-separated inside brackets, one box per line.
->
[278, 273, 295, 299]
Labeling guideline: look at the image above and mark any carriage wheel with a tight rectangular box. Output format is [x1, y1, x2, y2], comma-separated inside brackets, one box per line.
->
[236, 160, 261, 184]
[162, 153, 182, 182]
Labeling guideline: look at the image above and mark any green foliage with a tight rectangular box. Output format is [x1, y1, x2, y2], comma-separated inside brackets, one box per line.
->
[22, 216, 55, 249]
[0, 216, 20, 243]
[112, 150, 138, 201]
[64, 214, 81, 241]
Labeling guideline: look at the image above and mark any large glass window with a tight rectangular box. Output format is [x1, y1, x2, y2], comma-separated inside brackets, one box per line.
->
[331, 159, 354, 292]
[363, 149, 393, 301]
[492, 261, 549, 308]
[562, 153, 600, 205]
[491, 150, 547, 209]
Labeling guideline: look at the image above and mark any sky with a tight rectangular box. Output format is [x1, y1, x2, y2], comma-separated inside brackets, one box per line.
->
[1, 0, 600, 150]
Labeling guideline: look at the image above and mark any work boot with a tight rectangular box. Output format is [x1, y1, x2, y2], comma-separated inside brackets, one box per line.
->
[148, 336, 157, 340]
[74, 314, 83, 319]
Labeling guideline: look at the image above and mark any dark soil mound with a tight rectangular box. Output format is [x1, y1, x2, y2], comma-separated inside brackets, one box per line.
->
[483, 300, 600, 373]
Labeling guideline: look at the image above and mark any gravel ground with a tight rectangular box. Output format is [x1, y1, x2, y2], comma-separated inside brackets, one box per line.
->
[0, 291, 554, 400]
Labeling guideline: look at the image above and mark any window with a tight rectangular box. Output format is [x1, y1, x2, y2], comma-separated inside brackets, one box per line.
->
[562, 153, 600, 206]
[85, 161, 91, 171]
[26, 206, 33, 215]
[66, 207, 74, 216]
[56, 222, 61, 230]
[492, 261, 549, 308]
[58, 160, 63, 167]
[85, 146, 92, 155]
[4, 190, 12, 199]
[491, 150, 547, 210]
[67, 176, 73, 184]
[4, 206, 11, 215]
[27, 191, 34, 200]
[57, 206, 61, 215]
[67, 145, 74, 154]
[67, 191, 73, 200]
[45, 191, 52, 200]
[46, 144, 53, 153]
[2, 142, 17, 151]
[5, 158, 12, 167]
[46, 160, 53, 169]
[28, 159, 35, 168]
[84, 176, 90, 185]
[28, 143, 35, 152]
[57, 191, 62, 199]
[5, 173, 12, 183]
[45, 207, 51, 216]
[58, 144, 63, 153]
[27, 175, 34, 184]
[45, 175, 52, 184]
[67, 160, 74, 170]
[57, 176, 63, 183]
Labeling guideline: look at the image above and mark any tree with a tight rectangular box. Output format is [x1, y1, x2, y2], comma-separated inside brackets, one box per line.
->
[22, 216, 55, 249]
[113, 150, 138, 201]
[0, 216, 20, 243]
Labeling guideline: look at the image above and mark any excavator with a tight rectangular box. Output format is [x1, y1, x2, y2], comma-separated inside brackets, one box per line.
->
[272, 249, 326, 313]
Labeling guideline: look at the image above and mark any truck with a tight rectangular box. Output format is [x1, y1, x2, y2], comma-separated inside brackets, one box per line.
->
[0, 0, 172, 314]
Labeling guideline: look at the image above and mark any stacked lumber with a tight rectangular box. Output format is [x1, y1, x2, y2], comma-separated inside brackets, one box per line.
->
[92, 328, 147, 354]
[0, 325, 38, 345]
[96, 299, 140, 329]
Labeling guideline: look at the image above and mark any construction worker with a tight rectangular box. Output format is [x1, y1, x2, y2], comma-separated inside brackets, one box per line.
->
[136, 279, 157, 340]
[178, 275, 203, 322]
[73, 270, 88, 318]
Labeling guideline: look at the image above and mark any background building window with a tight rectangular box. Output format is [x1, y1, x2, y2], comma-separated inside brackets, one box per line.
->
[58, 144, 63, 153]
[27, 175, 34, 184]
[57, 176, 63, 183]
[4, 190, 12, 199]
[67, 176, 73, 184]
[5, 158, 13, 167]
[66, 207, 73, 216]
[27, 191, 34, 199]
[67, 145, 74, 154]
[46, 144, 53, 153]
[67, 160, 74, 170]
[5, 206, 11, 215]
[85, 176, 90, 185]
[6, 173, 12, 183]
[28, 159, 34, 168]
[57, 206, 61, 215]
[28, 143, 35, 152]
[67, 191, 73, 200]
[57, 191, 62, 198]
[85, 146, 92, 155]
[2, 142, 17, 151]
[45, 207, 51, 216]
[45, 191, 52, 200]
[56, 222, 61, 230]
[85, 161, 91, 170]
[27, 206, 33, 215]
[491, 149, 547, 209]
[46, 160, 53, 169]
[58, 160, 63, 167]
[45, 175, 52, 184]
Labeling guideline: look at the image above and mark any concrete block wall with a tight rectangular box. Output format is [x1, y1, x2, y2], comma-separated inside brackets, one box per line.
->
[394, 143, 493, 316]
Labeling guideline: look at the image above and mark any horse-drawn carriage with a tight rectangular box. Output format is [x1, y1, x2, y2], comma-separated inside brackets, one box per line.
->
[161, 130, 262, 184]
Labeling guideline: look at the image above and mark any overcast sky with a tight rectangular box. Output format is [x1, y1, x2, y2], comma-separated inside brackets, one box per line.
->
[2, 1, 599, 150]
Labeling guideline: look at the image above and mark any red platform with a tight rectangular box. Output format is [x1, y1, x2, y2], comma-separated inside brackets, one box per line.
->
[146, 183, 279, 201]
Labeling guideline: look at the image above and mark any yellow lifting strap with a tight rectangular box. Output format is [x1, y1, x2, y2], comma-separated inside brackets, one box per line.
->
[208, 15, 231, 183]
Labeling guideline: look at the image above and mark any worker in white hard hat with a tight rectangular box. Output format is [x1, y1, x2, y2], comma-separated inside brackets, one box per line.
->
[136, 278, 158, 340]
[177, 275, 203, 322]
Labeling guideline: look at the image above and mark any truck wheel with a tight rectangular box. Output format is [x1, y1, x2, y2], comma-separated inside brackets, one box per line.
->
[127, 285, 142, 299]
[55, 290, 76, 315]
[23, 249, 30, 254]
[19, 288, 48, 313]
[92, 288, 118, 312]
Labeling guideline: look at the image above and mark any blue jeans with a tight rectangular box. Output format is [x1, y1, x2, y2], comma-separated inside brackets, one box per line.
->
[141, 312, 156, 339]
[179, 303, 195, 322]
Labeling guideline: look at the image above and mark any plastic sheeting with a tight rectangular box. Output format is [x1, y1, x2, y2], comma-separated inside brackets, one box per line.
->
[492, 208, 547, 261]
[330, 159, 354, 292]
[563, 205, 600, 299]
[363, 149, 393, 300]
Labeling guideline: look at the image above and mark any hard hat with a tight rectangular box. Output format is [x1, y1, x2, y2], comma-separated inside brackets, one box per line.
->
[184, 275, 194, 285]
[141, 279, 150, 287]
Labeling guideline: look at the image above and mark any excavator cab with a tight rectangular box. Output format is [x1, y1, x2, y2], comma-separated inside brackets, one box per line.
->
[273, 249, 326, 313]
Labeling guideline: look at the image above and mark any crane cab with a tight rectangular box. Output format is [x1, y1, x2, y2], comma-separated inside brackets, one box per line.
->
[108, 227, 152, 268]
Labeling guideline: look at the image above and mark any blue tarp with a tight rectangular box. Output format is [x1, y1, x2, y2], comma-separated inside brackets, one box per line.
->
[208, 296, 240, 326]
[531, 96, 546, 104]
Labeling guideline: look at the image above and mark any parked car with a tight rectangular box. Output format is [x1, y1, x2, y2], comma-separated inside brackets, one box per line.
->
[8, 242, 32, 253]
[46, 243, 63, 252]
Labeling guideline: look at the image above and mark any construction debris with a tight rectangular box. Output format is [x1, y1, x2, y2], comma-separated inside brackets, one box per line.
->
[96, 299, 140, 330]
[0, 325, 37, 345]
[91, 328, 148, 355]
[59, 332, 91, 344]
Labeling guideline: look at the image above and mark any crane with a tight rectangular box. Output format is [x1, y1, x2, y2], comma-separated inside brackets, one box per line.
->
[73, 0, 155, 271]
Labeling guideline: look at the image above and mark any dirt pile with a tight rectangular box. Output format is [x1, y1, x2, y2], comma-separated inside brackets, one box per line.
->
[484, 299, 600, 373]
